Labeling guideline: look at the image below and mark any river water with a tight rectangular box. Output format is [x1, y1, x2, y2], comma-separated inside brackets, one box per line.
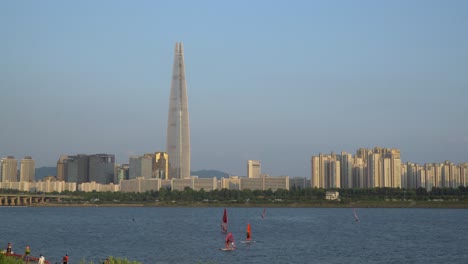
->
[1, 207, 467, 264]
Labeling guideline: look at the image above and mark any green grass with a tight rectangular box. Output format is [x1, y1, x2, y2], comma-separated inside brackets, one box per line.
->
[0, 254, 25, 264]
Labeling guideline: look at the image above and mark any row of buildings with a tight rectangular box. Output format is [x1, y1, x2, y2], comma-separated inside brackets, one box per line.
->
[311, 147, 468, 189]
[3, 147, 468, 193]
[1, 153, 168, 185]
[0, 154, 297, 193]
[56, 152, 169, 184]
[0, 175, 294, 193]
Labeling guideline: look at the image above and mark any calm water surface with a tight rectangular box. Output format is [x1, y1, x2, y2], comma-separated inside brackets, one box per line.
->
[1, 207, 467, 263]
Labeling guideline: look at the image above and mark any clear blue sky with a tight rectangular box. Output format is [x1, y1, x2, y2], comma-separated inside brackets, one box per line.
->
[1, 0, 467, 177]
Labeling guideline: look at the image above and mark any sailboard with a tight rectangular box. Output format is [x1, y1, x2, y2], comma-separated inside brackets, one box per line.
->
[221, 208, 228, 233]
[240, 223, 256, 243]
[353, 208, 360, 222]
[219, 247, 235, 251]
[261, 208, 266, 219]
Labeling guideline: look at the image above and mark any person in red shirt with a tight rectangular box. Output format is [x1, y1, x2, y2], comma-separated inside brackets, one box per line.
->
[62, 254, 69, 264]
[6, 242, 12, 254]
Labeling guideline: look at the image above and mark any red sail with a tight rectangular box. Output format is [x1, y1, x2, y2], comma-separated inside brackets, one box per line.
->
[222, 208, 228, 223]
[221, 208, 228, 232]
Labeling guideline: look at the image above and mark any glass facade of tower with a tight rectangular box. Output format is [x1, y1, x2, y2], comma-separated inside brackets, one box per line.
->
[129, 156, 152, 179]
[66, 154, 89, 184]
[89, 154, 115, 184]
[166, 42, 191, 179]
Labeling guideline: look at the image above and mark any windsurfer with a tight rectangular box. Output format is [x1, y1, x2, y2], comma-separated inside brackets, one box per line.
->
[221, 208, 228, 233]
[225, 232, 235, 249]
[353, 208, 360, 222]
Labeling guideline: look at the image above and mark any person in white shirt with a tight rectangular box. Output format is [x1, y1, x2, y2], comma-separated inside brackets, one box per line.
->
[38, 254, 45, 264]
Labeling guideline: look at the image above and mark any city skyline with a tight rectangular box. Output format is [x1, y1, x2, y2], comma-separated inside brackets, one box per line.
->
[1, 1, 467, 177]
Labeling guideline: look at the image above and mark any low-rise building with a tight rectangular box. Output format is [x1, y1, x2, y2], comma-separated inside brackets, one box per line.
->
[240, 176, 289, 191]
[325, 191, 340, 201]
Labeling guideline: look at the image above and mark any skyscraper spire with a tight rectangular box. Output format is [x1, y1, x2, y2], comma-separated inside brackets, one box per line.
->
[166, 42, 191, 179]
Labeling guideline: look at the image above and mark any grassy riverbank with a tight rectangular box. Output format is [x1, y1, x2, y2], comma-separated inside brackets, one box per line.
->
[5, 186, 468, 209]
[33, 199, 468, 208]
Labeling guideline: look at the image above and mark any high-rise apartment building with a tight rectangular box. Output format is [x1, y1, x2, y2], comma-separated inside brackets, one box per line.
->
[166, 42, 191, 179]
[353, 157, 366, 187]
[247, 160, 261, 178]
[405, 162, 416, 188]
[340, 152, 353, 188]
[20, 156, 35, 182]
[461, 163, 468, 187]
[89, 154, 115, 184]
[311, 154, 340, 188]
[367, 153, 381, 187]
[0, 156, 18, 182]
[311, 156, 322, 188]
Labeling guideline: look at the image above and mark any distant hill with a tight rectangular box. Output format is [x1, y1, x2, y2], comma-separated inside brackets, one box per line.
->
[35, 166, 56, 180]
[191, 170, 230, 178]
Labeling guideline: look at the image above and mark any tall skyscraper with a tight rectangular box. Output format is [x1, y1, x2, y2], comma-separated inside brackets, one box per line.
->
[20, 156, 35, 182]
[166, 42, 191, 179]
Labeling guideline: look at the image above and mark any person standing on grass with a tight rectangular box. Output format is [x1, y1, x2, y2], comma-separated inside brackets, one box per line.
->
[38, 254, 45, 264]
[62, 254, 69, 264]
[24, 245, 31, 261]
[6, 242, 12, 254]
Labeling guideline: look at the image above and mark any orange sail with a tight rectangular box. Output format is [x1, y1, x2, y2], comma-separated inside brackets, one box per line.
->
[246, 223, 251, 241]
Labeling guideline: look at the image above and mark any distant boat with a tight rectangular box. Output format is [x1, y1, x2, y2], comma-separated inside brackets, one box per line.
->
[261, 208, 266, 219]
[221, 208, 228, 233]
[353, 208, 360, 222]
[241, 223, 256, 244]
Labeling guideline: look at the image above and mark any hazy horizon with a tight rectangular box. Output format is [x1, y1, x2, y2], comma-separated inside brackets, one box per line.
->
[1, 1, 467, 177]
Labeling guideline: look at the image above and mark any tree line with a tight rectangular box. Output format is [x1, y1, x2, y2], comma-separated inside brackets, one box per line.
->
[43, 186, 468, 204]
[1, 186, 467, 204]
